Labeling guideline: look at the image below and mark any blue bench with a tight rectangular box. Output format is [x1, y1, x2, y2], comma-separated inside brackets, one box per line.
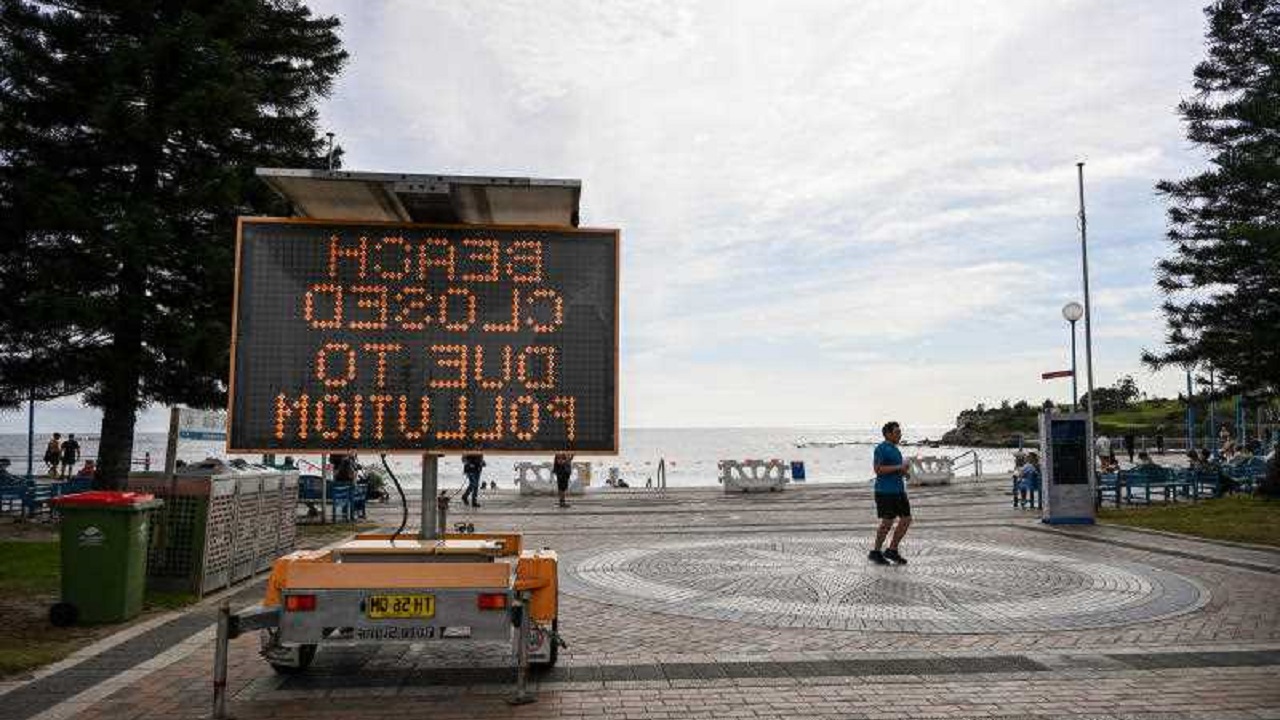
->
[23, 483, 57, 519]
[1097, 472, 1121, 506]
[1224, 457, 1267, 494]
[327, 483, 367, 523]
[0, 482, 26, 516]
[56, 478, 94, 496]
[297, 475, 367, 522]
[1117, 465, 1193, 504]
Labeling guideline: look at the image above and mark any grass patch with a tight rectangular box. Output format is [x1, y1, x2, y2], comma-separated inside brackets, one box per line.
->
[0, 541, 60, 595]
[1099, 495, 1280, 546]
[0, 540, 196, 678]
[0, 540, 74, 678]
[0, 643, 82, 677]
[1097, 400, 1185, 433]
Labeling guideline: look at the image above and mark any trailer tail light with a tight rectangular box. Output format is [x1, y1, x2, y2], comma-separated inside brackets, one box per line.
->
[477, 593, 508, 610]
[285, 594, 317, 612]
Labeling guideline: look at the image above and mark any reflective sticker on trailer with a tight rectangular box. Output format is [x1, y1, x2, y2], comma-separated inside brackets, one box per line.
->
[354, 626, 437, 640]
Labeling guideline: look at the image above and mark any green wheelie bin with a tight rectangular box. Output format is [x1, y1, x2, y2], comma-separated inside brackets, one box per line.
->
[49, 491, 164, 625]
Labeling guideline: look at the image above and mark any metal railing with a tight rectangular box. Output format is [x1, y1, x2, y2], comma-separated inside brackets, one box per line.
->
[949, 449, 983, 478]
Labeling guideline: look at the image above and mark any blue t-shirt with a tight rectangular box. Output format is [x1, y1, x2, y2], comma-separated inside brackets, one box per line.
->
[873, 441, 905, 494]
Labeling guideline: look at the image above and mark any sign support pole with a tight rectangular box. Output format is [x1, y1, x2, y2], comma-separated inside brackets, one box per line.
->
[164, 407, 180, 478]
[421, 453, 438, 540]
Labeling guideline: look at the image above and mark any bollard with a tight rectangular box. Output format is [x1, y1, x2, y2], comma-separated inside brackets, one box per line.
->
[213, 601, 230, 719]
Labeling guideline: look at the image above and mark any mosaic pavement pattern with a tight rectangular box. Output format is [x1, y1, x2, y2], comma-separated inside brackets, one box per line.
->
[560, 536, 1209, 633]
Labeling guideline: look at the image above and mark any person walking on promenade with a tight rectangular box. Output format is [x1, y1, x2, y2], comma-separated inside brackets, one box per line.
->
[1123, 433, 1136, 464]
[59, 434, 80, 479]
[869, 421, 911, 566]
[1155, 426, 1165, 455]
[553, 453, 573, 508]
[44, 433, 62, 477]
[460, 453, 485, 508]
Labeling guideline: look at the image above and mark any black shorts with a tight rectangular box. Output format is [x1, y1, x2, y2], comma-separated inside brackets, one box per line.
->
[555, 475, 570, 492]
[874, 492, 911, 519]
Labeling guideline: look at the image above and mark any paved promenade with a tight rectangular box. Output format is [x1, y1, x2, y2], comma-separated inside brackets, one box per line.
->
[3, 478, 1278, 719]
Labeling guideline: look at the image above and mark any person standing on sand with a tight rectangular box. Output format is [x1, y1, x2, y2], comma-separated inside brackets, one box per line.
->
[869, 421, 911, 566]
[59, 434, 81, 479]
[44, 433, 62, 477]
[553, 453, 573, 508]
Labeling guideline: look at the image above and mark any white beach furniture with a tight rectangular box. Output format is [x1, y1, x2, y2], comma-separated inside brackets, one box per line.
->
[718, 459, 789, 493]
[908, 456, 955, 486]
[515, 461, 591, 496]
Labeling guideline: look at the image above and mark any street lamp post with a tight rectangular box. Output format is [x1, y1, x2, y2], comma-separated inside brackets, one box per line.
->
[1076, 163, 1097, 478]
[1061, 302, 1084, 411]
[1208, 365, 1217, 454]
[1185, 365, 1195, 452]
[26, 389, 35, 481]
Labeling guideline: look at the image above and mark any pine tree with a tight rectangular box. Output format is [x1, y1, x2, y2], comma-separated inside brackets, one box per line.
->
[0, 0, 346, 486]
[1144, 0, 1280, 394]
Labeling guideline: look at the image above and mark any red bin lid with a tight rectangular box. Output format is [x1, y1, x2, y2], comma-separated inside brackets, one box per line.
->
[51, 491, 158, 508]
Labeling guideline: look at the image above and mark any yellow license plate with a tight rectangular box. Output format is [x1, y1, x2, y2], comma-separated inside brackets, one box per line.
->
[366, 594, 435, 619]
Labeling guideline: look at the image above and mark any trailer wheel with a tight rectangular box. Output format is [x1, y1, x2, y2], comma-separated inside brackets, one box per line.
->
[532, 618, 559, 669]
[269, 644, 317, 675]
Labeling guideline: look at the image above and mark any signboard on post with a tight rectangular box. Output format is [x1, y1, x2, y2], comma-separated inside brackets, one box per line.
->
[178, 408, 229, 441]
[227, 218, 619, 454]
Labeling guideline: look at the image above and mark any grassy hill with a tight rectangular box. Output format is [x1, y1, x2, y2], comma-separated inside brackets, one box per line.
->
[941, 397, 1246, 447]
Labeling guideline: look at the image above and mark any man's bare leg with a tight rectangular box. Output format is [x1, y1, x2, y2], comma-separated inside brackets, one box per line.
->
[888, 516, 912, 550]
[874, 518, 894, 550]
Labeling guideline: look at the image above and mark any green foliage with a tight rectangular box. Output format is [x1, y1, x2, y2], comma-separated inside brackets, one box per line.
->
[1099, 494, 1280, 547]
[1080, 374, 1143, 413]
[0, 1, 347, 483]
[957, 394, 1044, 435]
[1144, 0, 1280, 394]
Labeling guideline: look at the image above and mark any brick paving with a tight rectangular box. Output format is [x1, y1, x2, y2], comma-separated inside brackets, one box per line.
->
[7, 478, 1280, 719]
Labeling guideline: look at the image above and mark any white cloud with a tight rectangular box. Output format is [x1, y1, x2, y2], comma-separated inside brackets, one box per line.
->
[0, 1, 1210, 434]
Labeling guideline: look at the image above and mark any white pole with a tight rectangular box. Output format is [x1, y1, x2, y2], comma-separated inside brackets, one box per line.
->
[1077, 163, 1097, 483]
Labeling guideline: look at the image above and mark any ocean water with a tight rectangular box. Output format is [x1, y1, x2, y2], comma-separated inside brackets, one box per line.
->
[0, 426, 1016, 488]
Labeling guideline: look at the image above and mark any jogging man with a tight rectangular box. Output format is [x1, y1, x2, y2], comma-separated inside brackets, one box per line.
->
[869, 421, 911, 565]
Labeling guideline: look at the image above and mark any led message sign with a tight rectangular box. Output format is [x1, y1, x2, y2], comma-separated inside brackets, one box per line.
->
[228, 218, 618, 453]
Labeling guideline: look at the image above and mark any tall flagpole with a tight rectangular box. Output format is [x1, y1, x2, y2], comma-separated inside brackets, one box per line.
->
[1077, 163, 1096, 477]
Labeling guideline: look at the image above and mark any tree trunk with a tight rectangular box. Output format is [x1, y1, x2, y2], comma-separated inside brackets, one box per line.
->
[96, 391, 138, 490]
[94, 270, 146, 490]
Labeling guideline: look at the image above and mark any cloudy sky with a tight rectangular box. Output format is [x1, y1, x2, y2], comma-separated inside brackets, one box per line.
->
[5, 0, 1212, 433]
